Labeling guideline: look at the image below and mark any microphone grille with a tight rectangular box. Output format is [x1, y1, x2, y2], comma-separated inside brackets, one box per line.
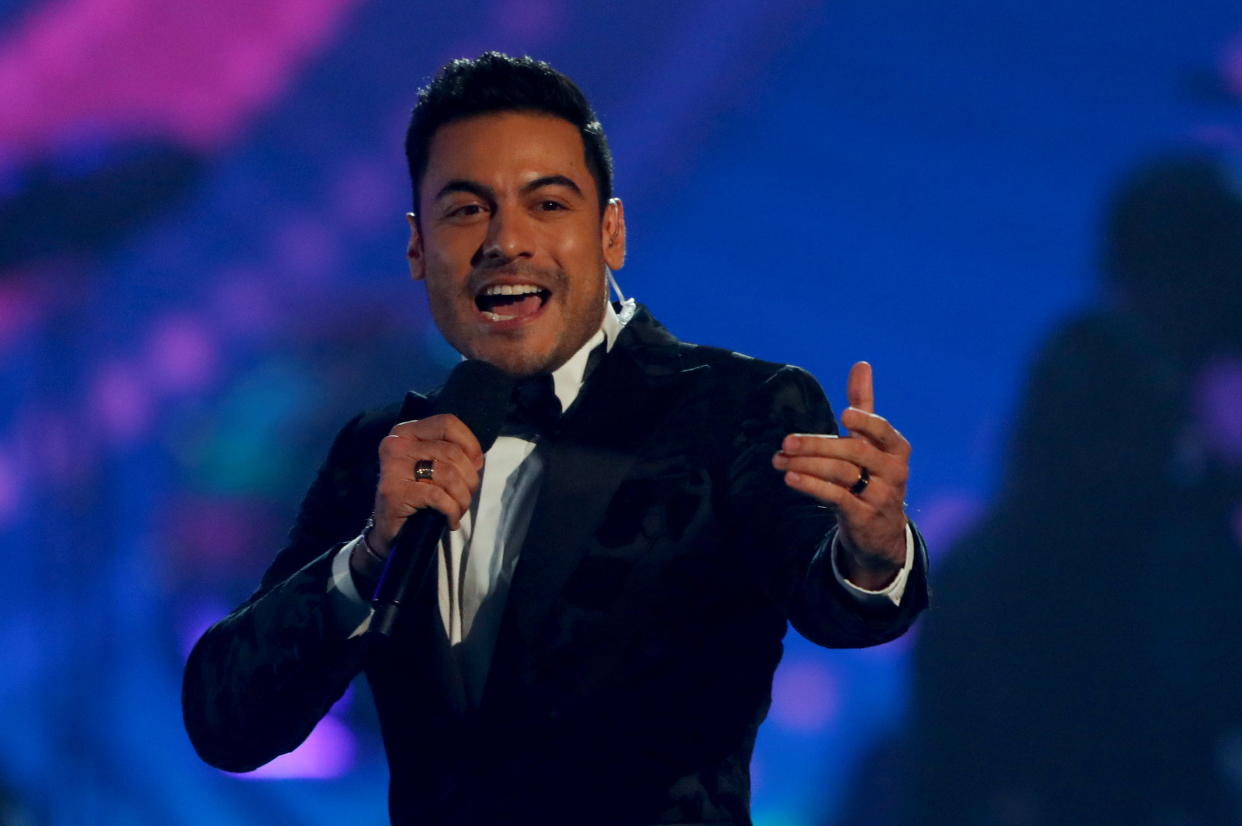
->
[434, 360, 517, 453]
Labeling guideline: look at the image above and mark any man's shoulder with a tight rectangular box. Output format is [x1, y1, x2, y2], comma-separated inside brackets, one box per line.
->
[621, 302, 814, 389]
[358, 398, 408, 428]
[329, 399, 407, 455]
[679, 339, 799, 379]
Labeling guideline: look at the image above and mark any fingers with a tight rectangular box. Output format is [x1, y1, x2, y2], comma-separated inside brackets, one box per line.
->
[374, 469, 469, 538]
[779, 433, 907, 484]
[373, 414, 488, 541]
[773, 453, 873, 489]
[781, 363, 910, 566]
[782, 466, 875, 523]
[390, 414, 484, 467]
[838, 408, 912, 458]
[402, 462, 473, 525]
[846, 361, 874, 414]
[777, 442, 908, 569]
[772, 451, 899, 511]
[380, 436, 481, 493]
[403, 456, 475, 520]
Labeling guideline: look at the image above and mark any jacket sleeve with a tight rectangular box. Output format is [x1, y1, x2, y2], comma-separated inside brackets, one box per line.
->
[724, 364, 929, 649]
[181, 412, 378, 772]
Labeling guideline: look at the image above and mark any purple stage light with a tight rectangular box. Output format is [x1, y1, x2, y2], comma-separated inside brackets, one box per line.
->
[1194, 357, 1242, 468]
[167, 497, 281, 572]
[769, 658, 840, 734]
[213, 270, 280, 337]
[232, 714, 357, 780]
[491, 0, 566, 42]
[913, 493, 983, 561]
[147, 314, 218, 394]
[273, 215, 342, 284]
[1223, 32, 1242, 100]
[28, 410, 78, 486]
[178, 598, 232, 660]
[0, 0, 364, 160]
[0, 450, 19, 528]
[12, 404, 83, 488]
[333, 158, 403, 232]
[1188, 125, 1242, 151]
[0, 279, 42, 352]
[91, 359, 152, 442]
[336, 683, 355, 713]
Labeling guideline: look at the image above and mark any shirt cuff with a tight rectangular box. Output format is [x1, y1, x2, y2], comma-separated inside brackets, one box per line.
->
[330, 536, 374, 638]
[830, 522, 915, 608]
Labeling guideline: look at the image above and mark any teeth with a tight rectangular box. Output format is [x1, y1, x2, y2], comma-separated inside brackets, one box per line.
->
[482, 311, 517, 321]
[482, 284, 542, 296]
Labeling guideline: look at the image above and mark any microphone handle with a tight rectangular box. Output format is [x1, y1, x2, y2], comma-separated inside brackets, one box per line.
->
[369, 508, 447, 638]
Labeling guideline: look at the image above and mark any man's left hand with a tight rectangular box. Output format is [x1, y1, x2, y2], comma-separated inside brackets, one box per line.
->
[771, 361, 910, 589]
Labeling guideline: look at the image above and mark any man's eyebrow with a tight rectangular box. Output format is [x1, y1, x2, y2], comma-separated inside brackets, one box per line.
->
[521, 175, 583, 197]
[434, 179, 495, 203]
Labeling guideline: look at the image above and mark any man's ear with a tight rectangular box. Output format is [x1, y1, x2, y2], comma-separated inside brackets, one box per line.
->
[601, 197, 626, 271]
[406, 212, 426, 281]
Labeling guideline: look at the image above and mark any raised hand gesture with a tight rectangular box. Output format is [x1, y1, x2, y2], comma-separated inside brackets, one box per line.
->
[772, 361, 910, 588]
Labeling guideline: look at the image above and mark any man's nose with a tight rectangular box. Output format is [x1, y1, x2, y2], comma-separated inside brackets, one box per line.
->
[477, 207, 533, 265]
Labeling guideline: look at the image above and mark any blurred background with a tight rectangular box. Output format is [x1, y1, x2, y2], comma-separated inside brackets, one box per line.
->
[3, 0, 1241, 823]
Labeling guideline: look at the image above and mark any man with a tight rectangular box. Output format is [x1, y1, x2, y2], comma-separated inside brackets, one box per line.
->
[183, 52, 929, 825]
[908, 153, 1242, 825]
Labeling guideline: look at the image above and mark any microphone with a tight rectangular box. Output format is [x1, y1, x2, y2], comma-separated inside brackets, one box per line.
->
[369, 359, 515, 638]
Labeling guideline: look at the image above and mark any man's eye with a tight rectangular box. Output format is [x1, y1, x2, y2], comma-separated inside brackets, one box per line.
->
[538, 200, 567, 211]
[448, 204, 485, 218]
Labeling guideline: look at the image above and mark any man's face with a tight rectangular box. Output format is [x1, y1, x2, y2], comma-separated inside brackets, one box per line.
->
[408, 111, 626, 376]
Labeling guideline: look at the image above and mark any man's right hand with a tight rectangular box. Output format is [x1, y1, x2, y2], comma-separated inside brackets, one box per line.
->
[367, 413, 484, 553]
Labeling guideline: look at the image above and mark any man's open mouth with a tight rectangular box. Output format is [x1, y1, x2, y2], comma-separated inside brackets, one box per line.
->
[474, 283, 551, 322]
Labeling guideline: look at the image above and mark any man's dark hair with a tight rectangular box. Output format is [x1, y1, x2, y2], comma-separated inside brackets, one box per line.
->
[404, 52, 613, 216]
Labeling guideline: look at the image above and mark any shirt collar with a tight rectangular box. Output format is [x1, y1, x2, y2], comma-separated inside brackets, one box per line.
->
[549, 298, 633, 413]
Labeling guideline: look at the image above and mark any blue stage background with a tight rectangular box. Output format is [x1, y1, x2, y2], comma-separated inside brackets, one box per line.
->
[2, 1, 1240, 823]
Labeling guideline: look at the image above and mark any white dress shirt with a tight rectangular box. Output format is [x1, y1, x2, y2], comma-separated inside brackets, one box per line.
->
[329, 298, 914, 703]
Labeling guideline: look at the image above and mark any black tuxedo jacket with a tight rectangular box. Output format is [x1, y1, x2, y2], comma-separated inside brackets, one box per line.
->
[183, 305, 929, 826]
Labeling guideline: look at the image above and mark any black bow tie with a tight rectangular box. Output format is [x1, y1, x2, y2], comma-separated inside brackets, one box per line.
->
[499, 342, 607, 440]
[501, 373, 562, 439]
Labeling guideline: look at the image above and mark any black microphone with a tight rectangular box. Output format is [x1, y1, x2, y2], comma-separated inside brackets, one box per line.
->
[369, 359, 515, 639]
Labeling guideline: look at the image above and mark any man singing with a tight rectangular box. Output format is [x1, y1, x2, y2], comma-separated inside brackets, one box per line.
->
[183, 52, 928, 826]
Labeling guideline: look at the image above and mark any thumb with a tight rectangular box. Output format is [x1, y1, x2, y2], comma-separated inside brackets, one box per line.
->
[846, 361, 874, 413]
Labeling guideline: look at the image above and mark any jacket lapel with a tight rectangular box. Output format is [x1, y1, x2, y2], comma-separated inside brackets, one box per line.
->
[484, 309, 707, 699]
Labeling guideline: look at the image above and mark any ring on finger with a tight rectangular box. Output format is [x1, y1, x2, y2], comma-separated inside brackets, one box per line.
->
[414, 459, 435, 482]
[849, 466, 870, 496]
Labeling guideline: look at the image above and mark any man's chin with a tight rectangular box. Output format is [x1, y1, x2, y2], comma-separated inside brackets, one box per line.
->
[454, 310, 597, 376]
[465, 342, 561, 378]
